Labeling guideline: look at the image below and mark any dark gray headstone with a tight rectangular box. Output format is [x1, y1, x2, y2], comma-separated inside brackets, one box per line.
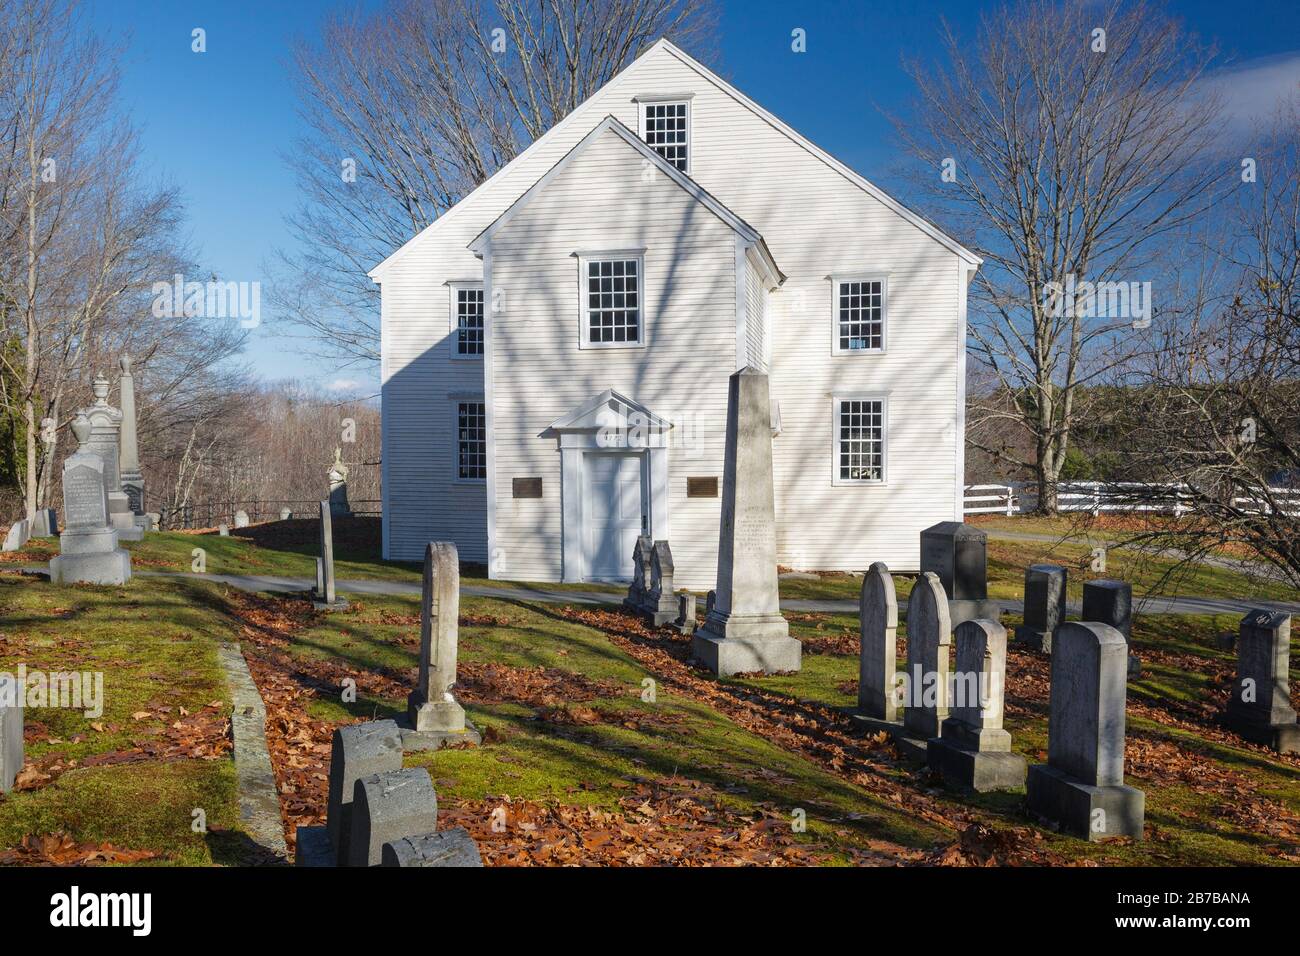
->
[1082, 579, 1139, 676]
[1016, 564, 1067, 652]
[381, 827, 483, 867]
[919, 522, 1000, 626]
[1026, 621, 1144, 840]
[623, 535, 653, 613]
[348, 767, 439, 867]
[1226, 609, 1299, 753]
[326, 720, 402, 866]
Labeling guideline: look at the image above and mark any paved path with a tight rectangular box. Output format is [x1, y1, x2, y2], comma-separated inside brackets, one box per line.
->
[120, 569, 1300, 619]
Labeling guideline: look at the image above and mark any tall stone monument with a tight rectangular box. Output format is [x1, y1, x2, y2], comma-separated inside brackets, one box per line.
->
[927, 618, 1026, 791]
[623, 535, 653, 614]
[692, 367, 800, 676]
[902, 572, 952, 741]
[81, 373, 142, 542]
[1027, 621, 1145, 840]
[311, 500, 347, 610]
[919, 522, 999, 626]
[857, 562, 900, 723]
[49, 416, 132, 585]
[404, 542, 480, 750]
[328, 447, 352, 518]
[117, 355, 147, 526]
[0, 672, 22, 794]
[1226, 609, 1299, 753]
[1015, 564, 1068, 652]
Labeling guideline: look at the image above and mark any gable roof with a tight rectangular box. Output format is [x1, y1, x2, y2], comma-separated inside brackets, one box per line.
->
[546, 388, 674, 434]
[370, 37, 980, 279]
[466, 115, 783, 285]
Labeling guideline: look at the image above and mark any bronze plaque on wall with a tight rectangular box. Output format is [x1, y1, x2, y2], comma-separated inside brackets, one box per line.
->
[687, 476, 719, 498]
[512, 477, 543, 498]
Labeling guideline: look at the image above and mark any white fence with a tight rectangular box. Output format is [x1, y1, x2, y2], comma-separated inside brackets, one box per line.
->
[963, 481, 1300, 517]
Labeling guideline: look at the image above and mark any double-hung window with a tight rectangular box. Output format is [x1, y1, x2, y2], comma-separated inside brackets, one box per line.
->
[639, 99, 691, 173]
[833, 276, 886, 353]
[451, 283, 484, 358]
[580, 254, 644, 348]
[456, 401, 487, 480]
[833, 397, 886, 484]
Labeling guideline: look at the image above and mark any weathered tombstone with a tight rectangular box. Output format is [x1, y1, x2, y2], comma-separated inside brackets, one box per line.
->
[902, 572, 952, 740]
[279, 507, 292, 521]
[1226, 609, 1299, 753]
[623, 535, 653, 613]
[218, 523, 229, 537]
[117, 355, 147, 526]
[1082, 579, 1140, 677]
[328, 447, 352, 518]
[2, 519, 29, 552]
[381, 828, 484, 867]
[48, 416, 131, 586]
[919, 522, 999, 626]
[927, 619, 1026, 791]
[324, 719, 403, 866]
[857, 562, 900, 723]
[1015, 564, 1067, 652]
[404, 542, 480, 749]
[647, 540, 678, 626]
[348, 767, 439, 867]
[1027, 621, 1145, 840]
[693, 367, 800, 675]
[0, 673, 22, 793]
[233, 510, 249, 529]
[312, 500, 348, 610]
[144, 512, 160, 531]
[704, 590, 716, 618]
[81, 373, 142, 542]
[30, 508, 57, 538]
[677, 591, 697, 635]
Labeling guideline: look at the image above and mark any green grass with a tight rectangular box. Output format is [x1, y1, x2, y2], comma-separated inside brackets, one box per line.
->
[0, 573, 248, 864]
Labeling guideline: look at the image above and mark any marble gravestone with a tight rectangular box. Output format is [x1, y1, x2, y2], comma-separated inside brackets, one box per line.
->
[927, 619, 1026, 791]
[857, 562, 900, 724]
[692, 368, 801, 676]
[218, 523, 229, 537]
[311, 501, 347, 610]
[49, 416, 132, 586]
[1226, 609, 1299, 753]
[0, 672, 22, 794]
[2, 519, 29, 552]
[1015, 564, 1067, 652]
[348, 767, 439, 867]
[233, 510, 250, 529]
[902, 572, 952, 742]
[676, 590, 697, 635]
[623, 535, 653, 614]
[1027, 622, 1145, 840]
[30, 508, 57, 538]
[279, 507, 292, 521]
[117, 355, 148, 528]
[404, 542, 480, 750]
[1082, 579, 1140, 677]
[328, 447, 352, 518]
[919, 522, 999, 626]
[81, 373, 142, 542]
[382, 829, 483, 867]
[647, 540, 678, 626]
[318, 720, 403, 866]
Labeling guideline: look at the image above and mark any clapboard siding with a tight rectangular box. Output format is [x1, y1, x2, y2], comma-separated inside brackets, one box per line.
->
[377, 40, 968, 576]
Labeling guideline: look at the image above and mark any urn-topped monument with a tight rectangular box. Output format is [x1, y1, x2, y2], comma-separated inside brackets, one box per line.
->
[80, 373, 142, 542]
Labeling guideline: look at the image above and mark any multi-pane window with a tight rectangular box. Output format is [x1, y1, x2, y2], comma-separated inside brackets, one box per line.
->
[836, 278, 885, 352]
[642, 101, 689, 172]
[836, 399, 885, 483]
[584, 257, 641, 346]
[457, 401, 486, 480]
[454, 287, 484, 356]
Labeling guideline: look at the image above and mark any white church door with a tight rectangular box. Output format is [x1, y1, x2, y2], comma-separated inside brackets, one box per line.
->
[583, 452, 646, 581]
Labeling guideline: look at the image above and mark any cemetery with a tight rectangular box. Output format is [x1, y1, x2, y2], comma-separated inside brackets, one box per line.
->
[0, 363, 1298, 869]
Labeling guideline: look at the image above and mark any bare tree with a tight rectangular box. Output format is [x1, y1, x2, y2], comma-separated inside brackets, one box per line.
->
[276, 0, 719, 368]
[894, 0, 1228, 511]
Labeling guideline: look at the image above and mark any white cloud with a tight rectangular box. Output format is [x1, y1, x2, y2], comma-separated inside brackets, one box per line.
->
[1196, 53, 1300, 140]
[325, 377, 363, 393]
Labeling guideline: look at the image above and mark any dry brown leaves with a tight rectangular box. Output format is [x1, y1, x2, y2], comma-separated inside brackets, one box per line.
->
[0, 832, 156, 866]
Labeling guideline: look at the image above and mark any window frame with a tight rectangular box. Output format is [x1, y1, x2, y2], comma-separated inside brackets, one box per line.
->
[452, 397, 488, 484]
[576, 250, 647, 350]
[448, 281, 485, 360]
[637, 96, 693, 175]
[829, 273, 888, 356]
[831, 394, 888, 486]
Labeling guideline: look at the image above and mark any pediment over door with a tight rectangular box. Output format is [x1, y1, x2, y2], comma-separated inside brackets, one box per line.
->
[545, 389, 674, 449]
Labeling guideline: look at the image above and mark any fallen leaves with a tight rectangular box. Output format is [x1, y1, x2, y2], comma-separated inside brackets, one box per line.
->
[0, 832, 156, 866]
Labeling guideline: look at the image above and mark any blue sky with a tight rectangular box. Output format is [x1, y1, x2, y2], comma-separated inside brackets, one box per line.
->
[85, 0, 1300, 394]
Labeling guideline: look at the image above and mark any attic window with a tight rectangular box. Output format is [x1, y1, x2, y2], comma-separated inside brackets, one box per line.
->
[640, 100, 690, 173]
